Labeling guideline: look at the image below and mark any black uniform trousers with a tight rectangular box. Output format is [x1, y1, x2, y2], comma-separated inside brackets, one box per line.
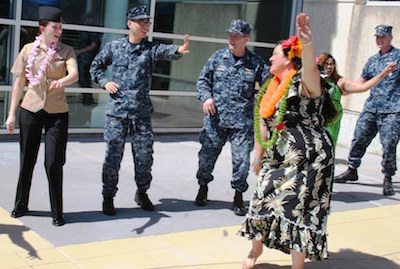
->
[13, 108, 68, 219]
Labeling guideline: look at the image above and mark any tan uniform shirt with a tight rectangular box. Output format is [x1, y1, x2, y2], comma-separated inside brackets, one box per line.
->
[11, 42, 78, 113]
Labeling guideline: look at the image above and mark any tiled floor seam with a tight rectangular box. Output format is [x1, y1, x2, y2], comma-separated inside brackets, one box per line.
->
[56, 247, 85, 269]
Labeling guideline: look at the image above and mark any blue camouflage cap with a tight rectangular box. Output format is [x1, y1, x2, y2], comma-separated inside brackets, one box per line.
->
[127, 6, 151, 20]
[375, 25, 392, 36]
[226, 19, 252, 35]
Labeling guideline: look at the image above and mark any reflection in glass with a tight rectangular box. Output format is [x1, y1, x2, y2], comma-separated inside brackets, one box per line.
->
[20, 26, 37, 50]
[0, 25, 10, 84]
[22, 0, 61, 20]
[153, 0, 292, 43]
[154, 2, 247, 38]
[77, 15, 102, 105]
[66, 92, 202, 129]
[0, 0, 10, 19]
[0, 91, 5, 125]
[22, 0, 149, 27]
[1, 0, 296, 131]
[151, 95, 203, 128]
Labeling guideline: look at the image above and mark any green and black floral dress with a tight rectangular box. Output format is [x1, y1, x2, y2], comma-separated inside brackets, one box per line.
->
[239, 73, 334, 260]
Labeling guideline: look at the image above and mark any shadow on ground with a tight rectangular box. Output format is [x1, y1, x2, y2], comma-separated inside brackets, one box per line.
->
[254, 249, 399, 268]
[0, 224, 40, 260]
[17, 198, 247, 235]
[332, 189, 400, 203]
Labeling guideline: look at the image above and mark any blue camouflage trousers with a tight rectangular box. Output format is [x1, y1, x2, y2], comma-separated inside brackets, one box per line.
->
[197, 118, 254, 192]
[348, 110, 400, 176]
[102, 115, 154, 197]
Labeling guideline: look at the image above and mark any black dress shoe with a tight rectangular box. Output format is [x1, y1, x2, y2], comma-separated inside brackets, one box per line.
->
[135, 190, 154, 211]
[195, 185, 208, 206]
[11, 209, 28, 218]
[52, 217, 65, 227]
[383, 176, 395, 196]
[334, 168, 358, 183]
[232, 191, 247, 216]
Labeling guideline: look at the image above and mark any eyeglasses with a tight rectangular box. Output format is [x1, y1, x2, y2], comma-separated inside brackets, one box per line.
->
[134, 20, 152, 26]
[324, 62, 335, 67]
[228, 33, 247, 40]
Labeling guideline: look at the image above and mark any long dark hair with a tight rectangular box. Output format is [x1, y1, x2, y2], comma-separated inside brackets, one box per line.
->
[318, 53, 342, 83]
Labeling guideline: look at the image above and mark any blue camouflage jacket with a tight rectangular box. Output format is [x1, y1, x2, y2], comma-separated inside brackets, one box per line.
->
[361, 46, 400, 113]
[197, 48, 269, 129]
[90, 37, 182, 118]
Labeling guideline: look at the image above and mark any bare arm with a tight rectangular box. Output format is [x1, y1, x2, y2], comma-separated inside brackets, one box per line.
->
[296, 13, 321, 98]
[5, 76, 26, 134]
[252, 118, 267, 175]
[49, 67, 79, 90]
[339, 62, 396, 94]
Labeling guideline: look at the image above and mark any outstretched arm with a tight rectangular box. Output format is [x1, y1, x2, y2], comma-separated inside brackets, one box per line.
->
[296, 13, 321, 98]
[339, 62, 396, 93]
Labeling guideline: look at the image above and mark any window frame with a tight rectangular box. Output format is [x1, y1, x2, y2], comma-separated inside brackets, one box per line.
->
[367, 0, 400, 6]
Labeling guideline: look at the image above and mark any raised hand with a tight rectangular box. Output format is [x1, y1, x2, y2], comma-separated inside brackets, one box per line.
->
[177, 34, 190, 55]
[296, 12, 312, 45]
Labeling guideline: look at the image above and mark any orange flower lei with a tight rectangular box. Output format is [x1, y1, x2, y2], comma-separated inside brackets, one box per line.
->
[259, 69, 297, 118]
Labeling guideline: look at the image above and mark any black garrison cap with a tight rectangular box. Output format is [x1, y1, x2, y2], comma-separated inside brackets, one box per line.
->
[38, 6, 62, 22]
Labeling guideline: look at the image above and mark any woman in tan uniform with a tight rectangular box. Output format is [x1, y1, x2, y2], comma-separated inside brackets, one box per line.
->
[5, 6, 78, 226]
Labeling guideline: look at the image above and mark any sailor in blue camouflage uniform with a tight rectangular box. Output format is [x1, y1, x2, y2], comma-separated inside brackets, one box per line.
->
[334, 25, 400, 196]
[195, 19, 270, 216]
[90, 6, 190, 215]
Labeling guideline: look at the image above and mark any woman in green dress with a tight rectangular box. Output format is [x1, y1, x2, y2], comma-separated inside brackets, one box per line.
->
[318, 53, 395, 147]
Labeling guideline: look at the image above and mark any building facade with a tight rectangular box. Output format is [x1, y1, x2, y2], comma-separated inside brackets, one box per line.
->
[0, 0, 302, 134]
[304, 0, 400, 157]
[1, 0, 399, 158]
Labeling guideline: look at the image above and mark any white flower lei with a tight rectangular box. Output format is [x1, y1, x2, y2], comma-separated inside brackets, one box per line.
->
[25, 35, 57, 86]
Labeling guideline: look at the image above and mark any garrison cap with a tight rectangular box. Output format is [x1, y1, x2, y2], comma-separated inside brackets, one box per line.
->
[226, 19, 252, 35]
[38, 6, 62, 22]
[375, 25, 393, 36]
[127, 6, 151, 20]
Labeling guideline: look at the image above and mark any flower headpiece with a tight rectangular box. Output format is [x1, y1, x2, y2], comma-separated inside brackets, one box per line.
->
[282, 36, 302, 60]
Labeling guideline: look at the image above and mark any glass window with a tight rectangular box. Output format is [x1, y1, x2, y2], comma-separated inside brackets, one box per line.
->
[367, 0, 400, 4]
[153, 38, 226, 93]
[154, 0, 293, 43]
[0, 25, 11, 84]
[2, 0, 301, 131]
[0, 91, 6, 125]
[22, 0, 61, 20]
[22, 0, 150, 27]
[151, 95, 203, 129]
[0, 0, 11, 19]
[67, 92, 104, 128]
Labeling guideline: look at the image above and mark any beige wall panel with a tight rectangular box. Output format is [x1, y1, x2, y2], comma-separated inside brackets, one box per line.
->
[304, 0, 400, 158]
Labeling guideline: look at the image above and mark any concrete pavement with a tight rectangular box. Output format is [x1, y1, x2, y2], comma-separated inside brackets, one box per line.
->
[0, 134, 399, 268]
